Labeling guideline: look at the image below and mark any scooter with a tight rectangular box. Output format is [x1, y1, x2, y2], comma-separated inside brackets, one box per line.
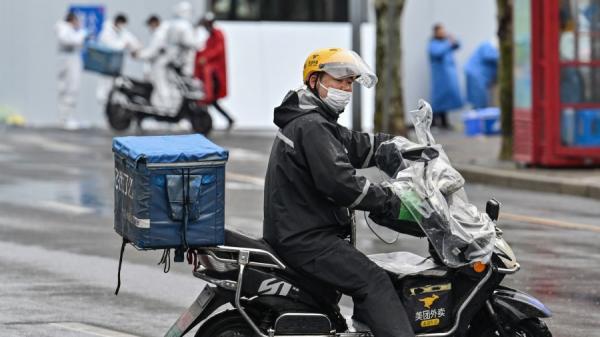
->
[105, 63, 213, 135]
[163, 146, 553, 337]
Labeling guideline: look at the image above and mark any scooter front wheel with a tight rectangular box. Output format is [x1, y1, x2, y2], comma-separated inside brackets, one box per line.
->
[474, 318, 552, 337]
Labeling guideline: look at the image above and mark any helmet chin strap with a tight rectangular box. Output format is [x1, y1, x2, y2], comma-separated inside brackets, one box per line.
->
[308, 73, 323, 99]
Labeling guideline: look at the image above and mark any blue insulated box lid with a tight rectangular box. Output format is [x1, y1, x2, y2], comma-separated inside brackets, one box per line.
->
[112, 134, 229, 163]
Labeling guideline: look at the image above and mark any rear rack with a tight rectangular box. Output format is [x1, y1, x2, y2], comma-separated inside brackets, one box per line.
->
[207, 245, 286, 270]
[193, 245, 286, 337]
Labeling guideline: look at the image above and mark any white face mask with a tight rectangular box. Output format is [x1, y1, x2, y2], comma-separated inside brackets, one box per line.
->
[319, 81, 352, 113]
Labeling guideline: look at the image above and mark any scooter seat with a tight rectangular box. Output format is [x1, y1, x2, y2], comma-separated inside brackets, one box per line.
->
[118, 77, 153, 100]
[368, 251, 448, 279]
[224, 229, 278, 259]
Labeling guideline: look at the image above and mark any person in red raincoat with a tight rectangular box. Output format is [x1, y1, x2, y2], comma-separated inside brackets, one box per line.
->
[194, 12, 235, 130]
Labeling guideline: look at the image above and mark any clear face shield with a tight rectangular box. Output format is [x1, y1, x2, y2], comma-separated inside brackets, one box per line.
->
[319, 50, 378, 88]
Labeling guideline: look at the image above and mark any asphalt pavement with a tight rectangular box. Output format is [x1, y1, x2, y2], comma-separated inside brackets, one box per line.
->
[0, 127, 598, 337]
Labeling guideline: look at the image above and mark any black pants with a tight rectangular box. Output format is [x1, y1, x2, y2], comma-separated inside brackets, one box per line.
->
[211, 72, 234, 125]
[295, 239, 414, 337]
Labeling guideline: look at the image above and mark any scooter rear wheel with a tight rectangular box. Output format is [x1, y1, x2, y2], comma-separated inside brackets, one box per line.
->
[195, 310, 254, 337]
[189, 104, 213, 135]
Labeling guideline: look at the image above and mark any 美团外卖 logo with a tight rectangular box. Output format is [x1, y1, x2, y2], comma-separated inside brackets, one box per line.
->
[419, 294, 440, 309]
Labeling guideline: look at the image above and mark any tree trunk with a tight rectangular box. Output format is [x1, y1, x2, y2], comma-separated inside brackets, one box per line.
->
[497, 0, 514, 161]
[374, 0, 406, 135]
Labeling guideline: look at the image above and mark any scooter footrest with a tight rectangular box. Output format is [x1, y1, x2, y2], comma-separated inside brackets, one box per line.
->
[274, 313, 332, 335]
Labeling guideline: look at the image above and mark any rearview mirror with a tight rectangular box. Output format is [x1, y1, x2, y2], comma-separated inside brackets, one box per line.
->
[486, 198, 501, 221]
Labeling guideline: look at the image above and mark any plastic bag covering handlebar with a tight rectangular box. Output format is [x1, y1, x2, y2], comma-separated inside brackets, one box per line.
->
[376, 99, 496, 267]
[320, 50, 378, 89]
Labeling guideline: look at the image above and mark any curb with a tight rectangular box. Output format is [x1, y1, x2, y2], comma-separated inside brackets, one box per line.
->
[455, 164, 600, 200]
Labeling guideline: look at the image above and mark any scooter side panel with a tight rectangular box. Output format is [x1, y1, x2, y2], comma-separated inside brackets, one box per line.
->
[242, 268, 302, 300]
[242, 267, 339, 310]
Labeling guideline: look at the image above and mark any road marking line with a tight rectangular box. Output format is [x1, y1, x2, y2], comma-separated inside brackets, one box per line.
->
[228, 147, 269, 161]
[502, 212, 600, 233]
[226, 182, 264, 191]
[37, 200, 95, 215]
[228, 172, 265, 186]
[19, 134, 86, 153]
[49, 322, 141, 337]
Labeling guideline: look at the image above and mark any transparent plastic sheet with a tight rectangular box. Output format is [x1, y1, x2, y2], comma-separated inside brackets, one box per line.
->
[375, 99, 496, 267]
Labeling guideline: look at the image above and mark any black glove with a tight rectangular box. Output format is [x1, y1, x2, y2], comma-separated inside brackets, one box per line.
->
[374, 142, 407, 177]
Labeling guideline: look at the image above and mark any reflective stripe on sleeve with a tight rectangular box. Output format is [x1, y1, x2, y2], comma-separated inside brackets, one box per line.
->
[276, 130, 294, 149]
[361, 133, 375, 168]
[349, 179, 371, 209]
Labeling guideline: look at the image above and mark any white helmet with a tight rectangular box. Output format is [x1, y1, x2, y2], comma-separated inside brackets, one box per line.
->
[174, 1, 192, 20]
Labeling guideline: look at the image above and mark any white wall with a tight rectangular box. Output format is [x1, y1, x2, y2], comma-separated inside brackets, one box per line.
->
[214, 21, 374, 130]
[217, 0, 498, 131]
[0, 0, 495, 131]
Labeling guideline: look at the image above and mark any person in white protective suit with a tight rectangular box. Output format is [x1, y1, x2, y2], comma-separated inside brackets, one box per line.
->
[146, 1, 199, 111]
[55, 12, 87, 129]
[166, 1, 197, 75]
[135, 15, 169, 81]
[96, 13, 142, 103]
[134, 14, 177, 112]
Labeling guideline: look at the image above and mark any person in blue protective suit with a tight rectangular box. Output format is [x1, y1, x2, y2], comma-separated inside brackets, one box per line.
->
[464, 40, 499, 109]
[428, 24, 463, 128]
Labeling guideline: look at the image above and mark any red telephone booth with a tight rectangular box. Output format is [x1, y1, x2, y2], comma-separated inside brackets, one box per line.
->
[513, 0, 600, 166]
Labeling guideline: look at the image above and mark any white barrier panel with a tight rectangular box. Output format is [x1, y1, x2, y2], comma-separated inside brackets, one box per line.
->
[215, 21, 375, 131]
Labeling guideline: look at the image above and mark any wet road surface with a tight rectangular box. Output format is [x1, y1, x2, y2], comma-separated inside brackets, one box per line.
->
[0, 128, 598, 337]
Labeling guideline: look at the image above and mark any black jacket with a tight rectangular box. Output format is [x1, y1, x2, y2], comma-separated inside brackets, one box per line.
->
[262, 87, 400, 266]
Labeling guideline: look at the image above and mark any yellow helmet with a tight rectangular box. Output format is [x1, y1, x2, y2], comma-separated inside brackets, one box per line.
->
[302, 48, 378, 88]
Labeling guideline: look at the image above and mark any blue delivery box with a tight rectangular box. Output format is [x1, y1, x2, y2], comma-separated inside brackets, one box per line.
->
[84, 42, 124, 76]
[112, 134, 228, 249]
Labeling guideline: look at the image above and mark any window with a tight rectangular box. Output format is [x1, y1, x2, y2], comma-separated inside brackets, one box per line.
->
[514, 0, 532, 109]
[559, 0, 600, 146]
[210, 0, 350, 22]
[559, 0, 600, 104]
